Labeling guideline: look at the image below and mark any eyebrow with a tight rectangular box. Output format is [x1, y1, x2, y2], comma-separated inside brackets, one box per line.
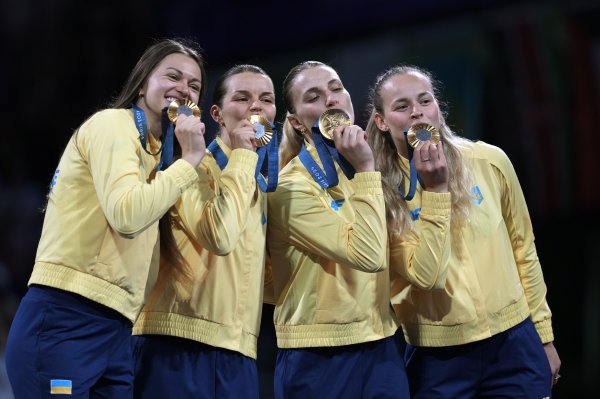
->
[391, 92, 433, 104]
[232, 89, 274, 97]
[303, 79, 341, 95]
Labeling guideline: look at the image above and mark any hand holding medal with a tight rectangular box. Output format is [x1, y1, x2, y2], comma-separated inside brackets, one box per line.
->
[166, 99, 205, 169]
[403, 123, 448, 195]
[298, 108, 365, 189]
[321, 109, 373, 173]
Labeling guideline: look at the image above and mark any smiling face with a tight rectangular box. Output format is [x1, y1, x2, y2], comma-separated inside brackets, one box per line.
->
[136, 52, 203, 132]
[374, 71, 441, 154]
[287, 65, 354, 132]
[211, 71, 276, 132]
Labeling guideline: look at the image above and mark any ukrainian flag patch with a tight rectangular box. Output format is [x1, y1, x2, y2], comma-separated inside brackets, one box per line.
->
[50, 379, 72, 395]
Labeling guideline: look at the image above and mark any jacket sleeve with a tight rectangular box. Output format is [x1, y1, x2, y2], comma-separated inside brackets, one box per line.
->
[175, 149, 258, 255]
[268, 171, 387, 272]
[493, 149, 554, 343]
[390, 191, 451, 290]
[80, 111, 199, 238]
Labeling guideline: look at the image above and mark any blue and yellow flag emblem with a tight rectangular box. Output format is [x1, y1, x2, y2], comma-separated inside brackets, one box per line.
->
[50, 379, 72, 395]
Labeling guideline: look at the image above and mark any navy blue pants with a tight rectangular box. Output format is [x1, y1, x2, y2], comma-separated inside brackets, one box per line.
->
[133, 335, 258, 399]
[405, 318, 552, 398]
[6, 285, 135, 398]
[275, 332, 409, 399]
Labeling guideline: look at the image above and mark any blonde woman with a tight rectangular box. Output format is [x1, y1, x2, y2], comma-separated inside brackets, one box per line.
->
[268, 61, 409, 399]
[366, 64, 560, 398]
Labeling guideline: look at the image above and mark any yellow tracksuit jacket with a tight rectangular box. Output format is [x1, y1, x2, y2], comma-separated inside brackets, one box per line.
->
[134, 138, 267, 358]
[267, 144, 398, 348]
[392, 141, 554, 347]
[30, 109, 199, 322]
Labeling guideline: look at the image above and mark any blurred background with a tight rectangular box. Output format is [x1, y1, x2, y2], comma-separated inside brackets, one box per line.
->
[1, 0, 599, 397]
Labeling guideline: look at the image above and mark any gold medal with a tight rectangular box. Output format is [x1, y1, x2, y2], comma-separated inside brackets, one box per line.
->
[318, 109, 351, 140]
[406, 123, 440, 148]
[167, 99, 201, 123]
[248, 115, 273, 147]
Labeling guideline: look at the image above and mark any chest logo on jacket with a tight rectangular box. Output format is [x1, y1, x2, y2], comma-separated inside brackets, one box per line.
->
[410, 207, 422, 221]
[330, 199, 345, 211]
[472, 185, 484, 205]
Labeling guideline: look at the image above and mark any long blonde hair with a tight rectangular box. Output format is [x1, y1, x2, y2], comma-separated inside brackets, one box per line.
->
[366, 65, 473, 235]
[279, 61, 328, 168]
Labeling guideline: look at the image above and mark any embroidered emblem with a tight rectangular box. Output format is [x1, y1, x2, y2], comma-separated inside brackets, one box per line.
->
[330, 199, 345, 211]
[471, 185, 483, 205]
[410, 207, 422, 221]
[50, 379, 72, 395]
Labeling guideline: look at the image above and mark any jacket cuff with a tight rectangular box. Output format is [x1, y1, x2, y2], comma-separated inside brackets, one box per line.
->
[353, 172, 382, 195]
[534, 318, 554, 343]
[168, 159, 200, 191]
[226, 149, 259, 174]
[421, 191, 452, 216]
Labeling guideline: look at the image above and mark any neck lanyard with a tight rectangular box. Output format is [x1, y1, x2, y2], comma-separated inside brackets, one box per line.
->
[207, 125, 280, 192]
[318, 135, 356, 180]
[298, 122, 358, 189]
[207, 139, 228, 169]
[255, 125, 279, 192]
[132, 104, 174, 171]
[399, 131, 425, 201]
[298, 124, 339, 189]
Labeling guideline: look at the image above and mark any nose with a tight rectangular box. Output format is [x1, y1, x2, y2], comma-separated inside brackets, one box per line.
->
[250, 99, 262, 113]
[410, 104, 423, 119]
[177, 81, 191, 99]
[325, 91, 339, 108]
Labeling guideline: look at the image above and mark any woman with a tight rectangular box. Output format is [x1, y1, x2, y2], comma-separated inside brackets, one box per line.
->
[267, 61, 409, 398]
[366, 64, 561, 398]
[132, 65, 276, 399]
[5, 38, 207, 398]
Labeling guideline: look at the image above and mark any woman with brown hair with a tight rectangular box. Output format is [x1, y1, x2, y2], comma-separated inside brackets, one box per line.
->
[6, 38, 206, 398]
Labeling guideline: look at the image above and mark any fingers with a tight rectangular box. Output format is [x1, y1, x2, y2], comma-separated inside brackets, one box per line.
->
[333, 125, 365, 149]
[332, 125, 374, 172]
[423, 142, 438, 162]
[419, 143, 432, 162]
[415, 142, 443, 166]
[414, 141, 449, 193]
[230, 119, 258, 150]
[174, 114, 206, 168]
[175, 114, 205, 135]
